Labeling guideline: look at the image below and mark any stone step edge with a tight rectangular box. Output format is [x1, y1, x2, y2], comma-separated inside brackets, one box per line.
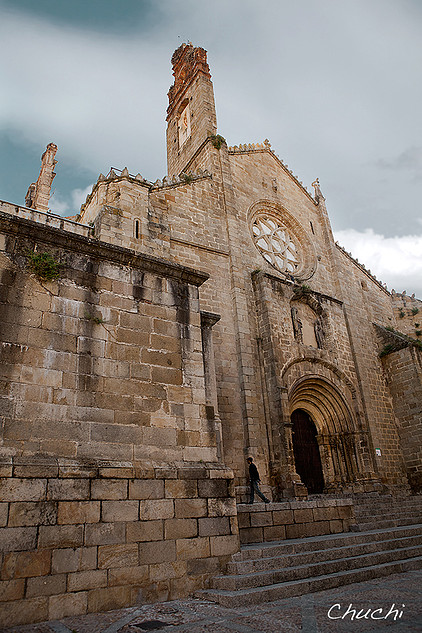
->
[228, 534, 422, 573]
[237, 524, 422, 559]
[218, 544, 422, 587]
[353, 521, 422, 531]
[200, 555, 422, 603]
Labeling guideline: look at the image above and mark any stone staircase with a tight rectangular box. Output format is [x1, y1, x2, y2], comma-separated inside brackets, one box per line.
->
[351, 494, 422, 531]
[199, 495, 422, 607]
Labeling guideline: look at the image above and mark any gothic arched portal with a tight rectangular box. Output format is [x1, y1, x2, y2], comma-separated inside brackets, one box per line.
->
[286, 374, 367, 492]
[291, 409, 324, 494]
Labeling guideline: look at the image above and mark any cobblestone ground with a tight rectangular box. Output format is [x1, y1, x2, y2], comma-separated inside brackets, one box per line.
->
[1, 570, 421, 633]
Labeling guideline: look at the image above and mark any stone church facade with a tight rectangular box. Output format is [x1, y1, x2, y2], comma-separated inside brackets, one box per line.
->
[0, 44, 421, 625]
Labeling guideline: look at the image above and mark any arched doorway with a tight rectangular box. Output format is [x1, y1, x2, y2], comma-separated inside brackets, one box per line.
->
[291, 409, 324, 494]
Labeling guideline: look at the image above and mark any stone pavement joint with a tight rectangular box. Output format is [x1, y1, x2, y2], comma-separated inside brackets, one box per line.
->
[49, 624, 73, 633]
[1, 571, 421, 633]
[300, 595, 319, 633]
[102, 608, 144, 633]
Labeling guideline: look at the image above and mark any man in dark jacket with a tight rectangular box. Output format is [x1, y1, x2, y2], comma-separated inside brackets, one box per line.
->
[247, 457, 270, 503]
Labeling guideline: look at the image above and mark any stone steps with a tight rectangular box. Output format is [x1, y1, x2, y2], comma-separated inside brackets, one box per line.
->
[226, 532, 422, 574]
[198, 524, 422, 607]
[350, 494, 422, 531]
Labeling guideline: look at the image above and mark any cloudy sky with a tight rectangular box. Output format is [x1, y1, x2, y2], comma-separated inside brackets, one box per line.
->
[1, 0, 421, 297]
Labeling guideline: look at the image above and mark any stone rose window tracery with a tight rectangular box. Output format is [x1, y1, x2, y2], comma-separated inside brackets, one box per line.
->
[252, 215, 300, 274]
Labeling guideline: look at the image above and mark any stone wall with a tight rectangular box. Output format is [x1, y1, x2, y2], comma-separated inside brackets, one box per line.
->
[380, 345, 422, 492]
[0, 459, 239, 628]
[0, 210, 239, 626]
[237, 499, 354, 544]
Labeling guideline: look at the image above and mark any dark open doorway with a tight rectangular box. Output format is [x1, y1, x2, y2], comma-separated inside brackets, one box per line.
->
[291, 409, 324, 494]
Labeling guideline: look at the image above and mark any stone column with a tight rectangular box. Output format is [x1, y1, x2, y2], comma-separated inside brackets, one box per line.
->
[200, 311, 223, 460]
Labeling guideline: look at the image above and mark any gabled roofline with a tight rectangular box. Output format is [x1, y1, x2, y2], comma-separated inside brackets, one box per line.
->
[228, 144, 317, 206]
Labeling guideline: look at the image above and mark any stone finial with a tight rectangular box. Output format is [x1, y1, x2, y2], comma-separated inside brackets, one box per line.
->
[264, 139, 271, 148]
[312, 178, 325, 203]
[121, 167, 130, 177]
[25, 142, 58, 212]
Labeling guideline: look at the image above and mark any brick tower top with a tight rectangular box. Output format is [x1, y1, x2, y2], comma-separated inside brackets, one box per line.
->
[167, 43, 211, 118]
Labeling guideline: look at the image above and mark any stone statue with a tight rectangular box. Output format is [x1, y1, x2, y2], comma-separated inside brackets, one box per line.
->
[314, 316, 325, 349]
[291, 306, 303, 343]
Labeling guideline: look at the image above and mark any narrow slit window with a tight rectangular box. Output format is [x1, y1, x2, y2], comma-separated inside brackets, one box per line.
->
[134, 219, 140, 239]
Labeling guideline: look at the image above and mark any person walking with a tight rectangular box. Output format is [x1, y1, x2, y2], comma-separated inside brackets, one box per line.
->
[247, 457, 270, 503]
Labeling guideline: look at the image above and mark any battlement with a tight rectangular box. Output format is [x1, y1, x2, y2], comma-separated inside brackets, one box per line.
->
[335, 241, 390, 295]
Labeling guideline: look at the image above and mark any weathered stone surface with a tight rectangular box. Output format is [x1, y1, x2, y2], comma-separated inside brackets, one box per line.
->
[0, 479, 46, 502]
[91, 479, 128, 500]
[209, 534, 239, 557]
[2, 550, 51, 579]
[102, 500, 139, 522]
[198, 517, 230, 537]
[85, 522, 125, 546]
[0, 578, 25, 601]
[49, 591, 88, 620]
[129, 479, 164, 500]
[140, 499, 174, 520]
[98, 543, 138, 569]
[57, 501, 100, 524]
[139, 540, 176, 565]
[165, 518, 198, 540]
[38, 525, 83, 548]
[8, 501, 57, 527]
[126, 520, 163, 542]
[67, 569, 108, 592]
[174, 498, 207, 518]
[0, 597, 48, 628]
[176, 536, 210, 560]
[108, 565, 149, 586]
[87, 586, 131, 614]
[0, 503, 8, 527]
[165, 479, 198, 499]
[0, 526, 37, 553]
[26, 573, 67, 597]
[47, 479, 90, 501]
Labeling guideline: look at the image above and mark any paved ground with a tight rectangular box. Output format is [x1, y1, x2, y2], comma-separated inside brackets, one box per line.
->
[1, 570, 421, 633]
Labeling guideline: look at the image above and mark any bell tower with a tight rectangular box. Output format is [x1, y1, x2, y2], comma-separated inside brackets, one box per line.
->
[166, 43, 217, 176]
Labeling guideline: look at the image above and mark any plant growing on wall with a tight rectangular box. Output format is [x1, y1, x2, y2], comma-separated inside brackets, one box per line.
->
[209, 134, 226, 150]
[180, 172, 194, 184]
[27, 251, 60, 281]
[293, 284, 312, 297]
[84, 312, 105, 325]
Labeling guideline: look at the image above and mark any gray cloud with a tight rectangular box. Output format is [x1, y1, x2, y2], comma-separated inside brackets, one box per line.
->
[0, 0, 421, 295]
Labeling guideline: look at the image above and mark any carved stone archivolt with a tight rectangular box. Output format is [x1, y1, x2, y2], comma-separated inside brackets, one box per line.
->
[248, 200, 317, 281]
[283, 370, 378, 492]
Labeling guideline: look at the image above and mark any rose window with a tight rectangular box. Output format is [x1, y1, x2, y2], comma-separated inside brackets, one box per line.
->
[252, 215, 300, 274]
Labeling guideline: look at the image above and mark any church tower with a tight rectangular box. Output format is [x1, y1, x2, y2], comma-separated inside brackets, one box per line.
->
[166, 43, 217, 176]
